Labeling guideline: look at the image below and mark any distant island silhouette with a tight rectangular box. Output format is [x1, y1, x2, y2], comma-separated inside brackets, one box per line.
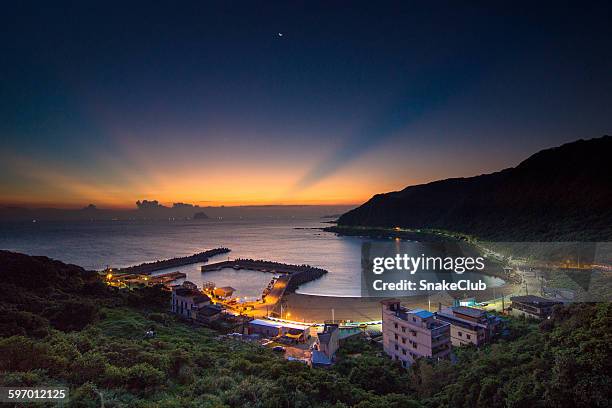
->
[0, 201, 208, 222]
[0, 203, 355, 222]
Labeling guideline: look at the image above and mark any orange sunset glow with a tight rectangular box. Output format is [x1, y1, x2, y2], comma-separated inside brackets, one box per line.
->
[0, 130, 528, 209]
[2, 2, 610, 211]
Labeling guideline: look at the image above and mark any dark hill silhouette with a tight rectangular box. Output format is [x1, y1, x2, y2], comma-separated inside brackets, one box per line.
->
[338, 136, 612, 241]
[0, 250, 167, 336]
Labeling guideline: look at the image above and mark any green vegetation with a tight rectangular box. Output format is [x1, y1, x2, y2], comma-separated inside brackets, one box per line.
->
[1, 251, 610, 407]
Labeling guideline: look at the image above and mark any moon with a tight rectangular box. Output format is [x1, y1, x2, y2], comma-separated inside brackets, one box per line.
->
[278, 32, 283, 37]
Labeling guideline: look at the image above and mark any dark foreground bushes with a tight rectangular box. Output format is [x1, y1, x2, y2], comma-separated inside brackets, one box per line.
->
[0, 251, 610, 407]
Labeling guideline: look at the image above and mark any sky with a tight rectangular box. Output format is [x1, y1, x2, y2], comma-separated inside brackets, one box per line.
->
[1, 1, 611, 208]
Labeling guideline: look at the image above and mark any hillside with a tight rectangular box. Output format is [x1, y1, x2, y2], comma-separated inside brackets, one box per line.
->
[338, 136, 612, 241]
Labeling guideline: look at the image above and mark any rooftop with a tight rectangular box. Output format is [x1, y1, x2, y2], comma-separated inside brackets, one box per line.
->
[437, 308, 490, 329]
[410, 309, 434, 319]
[453, 306, 486, 318]
[281, 321, 309, 331]
[198, 304, 223, 316]
[511, 295, 562, 305]
[317, 324, 339, 344]
[175, 287, 204, 298]
[217, 286, 235, 292]
[249, 319, 283, 329]
[193, 294, 211, 304]
[311, 350, 332, 366]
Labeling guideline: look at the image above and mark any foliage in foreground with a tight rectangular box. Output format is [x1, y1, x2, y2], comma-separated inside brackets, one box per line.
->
[0, 250, 610, 407]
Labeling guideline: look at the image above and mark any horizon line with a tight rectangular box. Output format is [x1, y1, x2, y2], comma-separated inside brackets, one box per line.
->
[0, 202, 362, 211]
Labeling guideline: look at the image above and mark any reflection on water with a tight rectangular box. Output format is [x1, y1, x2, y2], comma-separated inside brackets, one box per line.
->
[196, 267, 275, 299]
[0, 218, 504, 297]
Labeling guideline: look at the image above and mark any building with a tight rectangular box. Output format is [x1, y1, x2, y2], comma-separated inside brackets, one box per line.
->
[381, 299, 451, 368]
[435, 306, 503, 347]
[213, 286, 235, 298]
[311, 324, 339, 367]
[194, 304, 223, 324]
[510, 295, 562, 319]
[248, 319, 310, 342]
[171, 284, 211, 319]
[182, 280, 198, 290]
[248, 319, 283, 338]
[280, 321, 310, 343]
[318, 323, 339, 358]
[310, 350, 333, 367]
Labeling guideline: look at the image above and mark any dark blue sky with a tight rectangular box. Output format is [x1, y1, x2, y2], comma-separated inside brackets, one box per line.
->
[1, 1, 611, 207]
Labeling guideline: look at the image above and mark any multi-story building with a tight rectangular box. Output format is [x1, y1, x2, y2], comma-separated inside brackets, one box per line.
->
[435, 306, 503, 347]
[311, 323, 339, 367]
[171, 283, 211, 319]
[381, 299, 451, 368]
[510, 295, 562, 319]
[318, 323, 339, 357]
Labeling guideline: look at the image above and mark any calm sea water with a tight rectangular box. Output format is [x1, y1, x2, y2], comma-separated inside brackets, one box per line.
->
[0, 218, 504, 297]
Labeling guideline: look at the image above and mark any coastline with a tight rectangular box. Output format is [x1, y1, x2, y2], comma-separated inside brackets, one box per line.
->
[324, 224, 523, 283]
[282, 281, 521, 323]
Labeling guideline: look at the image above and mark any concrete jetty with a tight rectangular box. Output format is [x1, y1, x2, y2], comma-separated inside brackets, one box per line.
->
[113, 247, 230, 275]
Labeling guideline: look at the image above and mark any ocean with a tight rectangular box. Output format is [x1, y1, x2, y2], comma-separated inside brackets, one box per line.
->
[0, 218, 504, 297]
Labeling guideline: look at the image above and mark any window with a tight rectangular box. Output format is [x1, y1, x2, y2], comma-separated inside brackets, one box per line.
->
[466, 334, 471, 340]
[395, 344, 398, 350]
[394, 323, 398, 329]
[458, 331, 462, 337]
[402, 349, 406, 355]
[394, 334, 398, 340]
[412, 342, 417, 349]
[402, 337, 406, 344]
[401, 327, 406, 333]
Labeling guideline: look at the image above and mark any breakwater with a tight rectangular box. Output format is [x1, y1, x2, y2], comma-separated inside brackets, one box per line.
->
[114, 247, 230, 275]
[201, 258, 328, 293]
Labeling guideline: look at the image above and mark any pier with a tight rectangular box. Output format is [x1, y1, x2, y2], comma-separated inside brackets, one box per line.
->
[112, 247, 230, 275]
[112, 271, 188, 287]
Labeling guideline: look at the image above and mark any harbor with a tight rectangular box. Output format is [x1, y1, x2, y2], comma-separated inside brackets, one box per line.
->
[100, 242, 580, 325]
[200, 259, 330, 319]
[201, 258, 328, 293]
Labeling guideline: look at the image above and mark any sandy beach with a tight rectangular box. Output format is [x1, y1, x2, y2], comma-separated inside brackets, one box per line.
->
[281, 281, 523, 323]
